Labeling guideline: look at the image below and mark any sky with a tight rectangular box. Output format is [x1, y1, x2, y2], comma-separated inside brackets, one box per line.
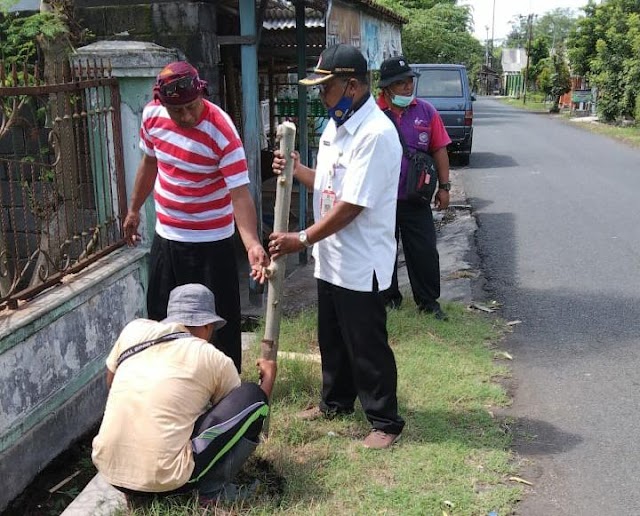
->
[461, 0, 591, 43]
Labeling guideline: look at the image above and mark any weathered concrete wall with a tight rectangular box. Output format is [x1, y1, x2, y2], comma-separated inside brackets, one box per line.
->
[75, 1, 221, 101]
[0, 247, 148, 512]
[0, 39, 173, 512]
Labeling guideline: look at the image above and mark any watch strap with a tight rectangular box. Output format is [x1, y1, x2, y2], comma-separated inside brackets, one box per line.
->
[299, 230, 312, 247]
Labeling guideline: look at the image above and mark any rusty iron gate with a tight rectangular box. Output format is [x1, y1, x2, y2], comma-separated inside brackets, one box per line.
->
[0, 60, 127, 310]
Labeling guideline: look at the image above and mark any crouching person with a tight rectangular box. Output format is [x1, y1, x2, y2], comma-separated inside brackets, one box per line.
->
[92, 283, 276, 504]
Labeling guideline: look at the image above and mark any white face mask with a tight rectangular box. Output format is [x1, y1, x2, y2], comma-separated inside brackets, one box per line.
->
[391, 94, 415, 108]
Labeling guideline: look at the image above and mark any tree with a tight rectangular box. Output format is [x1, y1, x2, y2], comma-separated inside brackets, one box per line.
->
[377, 0, 483, 71]
[529, 36, 549, 84]
[506, 9, 578, 49]
[0, 5, 69, 137]
[505, 15, 529, 48]
[536, 8, 579, 50]
[566, 0, 640, 121]
[566, 1, 600, 76]
[538, 47, 571, 112]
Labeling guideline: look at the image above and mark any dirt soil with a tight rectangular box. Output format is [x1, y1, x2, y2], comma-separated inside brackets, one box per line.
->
[2, 429, 98, 516]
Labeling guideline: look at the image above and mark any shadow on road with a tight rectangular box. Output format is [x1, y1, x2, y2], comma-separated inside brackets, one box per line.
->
[510, 416, 583, 456]
[470, 152, 519, 169]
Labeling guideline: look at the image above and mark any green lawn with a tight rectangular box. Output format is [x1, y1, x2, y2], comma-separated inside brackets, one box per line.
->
[121, 302, 521, 516]
[497, 93, 549, 113]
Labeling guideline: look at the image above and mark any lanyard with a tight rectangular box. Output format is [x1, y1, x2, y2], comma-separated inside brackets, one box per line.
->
[116, 331, 192, 368]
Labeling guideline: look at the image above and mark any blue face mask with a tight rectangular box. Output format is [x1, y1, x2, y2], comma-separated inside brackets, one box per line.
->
[328, 81, 354, 125]
[391, 94, 415, 108]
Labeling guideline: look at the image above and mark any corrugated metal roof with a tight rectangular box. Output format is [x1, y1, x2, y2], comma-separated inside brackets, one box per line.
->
[263, 3, 325, 30]
[263, 0, 407, 28]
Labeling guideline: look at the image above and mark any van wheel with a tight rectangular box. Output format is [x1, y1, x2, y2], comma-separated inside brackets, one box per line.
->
[458, 152, 470, 166]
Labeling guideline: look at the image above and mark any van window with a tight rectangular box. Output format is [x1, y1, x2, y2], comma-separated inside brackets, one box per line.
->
[416, 69, 463, 97]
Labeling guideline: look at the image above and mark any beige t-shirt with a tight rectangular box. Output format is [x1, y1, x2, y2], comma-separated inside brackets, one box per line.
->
[91, 319, 241, 492]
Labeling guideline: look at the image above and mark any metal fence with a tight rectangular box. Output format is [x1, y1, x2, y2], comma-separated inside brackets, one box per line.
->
[0, 60, 126, 310]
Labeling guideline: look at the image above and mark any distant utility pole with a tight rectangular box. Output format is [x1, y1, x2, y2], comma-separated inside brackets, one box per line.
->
[485, 25, 490, 67]
[523, 13, 534, 105]
[490, 0, 496, 68]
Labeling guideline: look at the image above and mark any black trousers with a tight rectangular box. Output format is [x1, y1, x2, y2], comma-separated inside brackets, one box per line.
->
[187, 382, 267, 486]
[382, 200, 441, 311]
[317, 278, 405, 435]
[147, 234, 242, 371]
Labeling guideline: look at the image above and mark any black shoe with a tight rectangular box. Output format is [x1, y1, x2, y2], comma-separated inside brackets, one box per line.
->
[384, 297, 403, 310]
[419, 305, 449, 321]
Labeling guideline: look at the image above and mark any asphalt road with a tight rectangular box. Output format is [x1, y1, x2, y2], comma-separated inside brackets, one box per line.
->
[462, 99, 640, 515]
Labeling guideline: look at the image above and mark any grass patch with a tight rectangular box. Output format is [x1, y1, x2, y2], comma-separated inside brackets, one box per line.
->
[121, 302, 521, 516]
[570, 120, 640, 148]
[497, 93, 549, 113]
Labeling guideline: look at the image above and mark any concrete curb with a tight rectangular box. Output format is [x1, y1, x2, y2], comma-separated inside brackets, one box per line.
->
[61, 473, 125, 515]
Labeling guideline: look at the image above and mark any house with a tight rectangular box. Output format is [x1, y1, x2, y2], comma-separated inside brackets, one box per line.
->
[477, 64, 501, 95]
[501, 48, 528, 97]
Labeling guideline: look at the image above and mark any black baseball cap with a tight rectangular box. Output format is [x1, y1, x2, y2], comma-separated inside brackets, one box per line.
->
[378, 56, 417, 88]
[300, 44, 368, 86]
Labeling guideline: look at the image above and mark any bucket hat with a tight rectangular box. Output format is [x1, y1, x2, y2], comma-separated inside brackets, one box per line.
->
[162, 284, 226, 329]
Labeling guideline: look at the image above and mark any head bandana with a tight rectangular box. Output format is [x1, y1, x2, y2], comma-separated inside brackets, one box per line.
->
[153, 61, 209, 106]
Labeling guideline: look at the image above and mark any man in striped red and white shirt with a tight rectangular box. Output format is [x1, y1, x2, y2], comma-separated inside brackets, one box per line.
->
[123, 61, 269, 372]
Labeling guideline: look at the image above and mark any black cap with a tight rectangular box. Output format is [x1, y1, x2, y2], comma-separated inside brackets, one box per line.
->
[300, 44, 368, 86]
[378, 56, 417, 88]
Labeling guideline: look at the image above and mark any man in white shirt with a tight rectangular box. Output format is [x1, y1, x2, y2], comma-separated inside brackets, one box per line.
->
[92, 284, 277, 503]
[270, 44, 405, 449]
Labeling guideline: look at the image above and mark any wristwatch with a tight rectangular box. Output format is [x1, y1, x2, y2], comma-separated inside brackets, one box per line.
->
[298, 230, 312, 248]
[438, 182, 451, 192]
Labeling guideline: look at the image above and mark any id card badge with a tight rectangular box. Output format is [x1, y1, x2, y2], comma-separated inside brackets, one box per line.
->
[320, 189, 336, 218]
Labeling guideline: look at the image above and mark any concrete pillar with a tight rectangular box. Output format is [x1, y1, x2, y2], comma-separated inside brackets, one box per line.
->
[239, 0, 264, 305]
[73, 41, 180, 246]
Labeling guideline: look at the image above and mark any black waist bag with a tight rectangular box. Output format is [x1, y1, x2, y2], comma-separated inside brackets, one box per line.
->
[405, 150, 438, 203]
[385, 109, 438, 203]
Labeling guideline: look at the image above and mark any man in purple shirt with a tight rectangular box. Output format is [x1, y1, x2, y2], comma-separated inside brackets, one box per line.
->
[376, 56, 452, 319]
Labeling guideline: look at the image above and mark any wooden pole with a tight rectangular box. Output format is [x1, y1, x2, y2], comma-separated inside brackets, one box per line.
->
[260, 121, 296, 362]
[523, 14, 534, 105]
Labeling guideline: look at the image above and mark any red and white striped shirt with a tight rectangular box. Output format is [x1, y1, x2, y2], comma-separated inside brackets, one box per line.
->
[139, 99, 250, 243]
